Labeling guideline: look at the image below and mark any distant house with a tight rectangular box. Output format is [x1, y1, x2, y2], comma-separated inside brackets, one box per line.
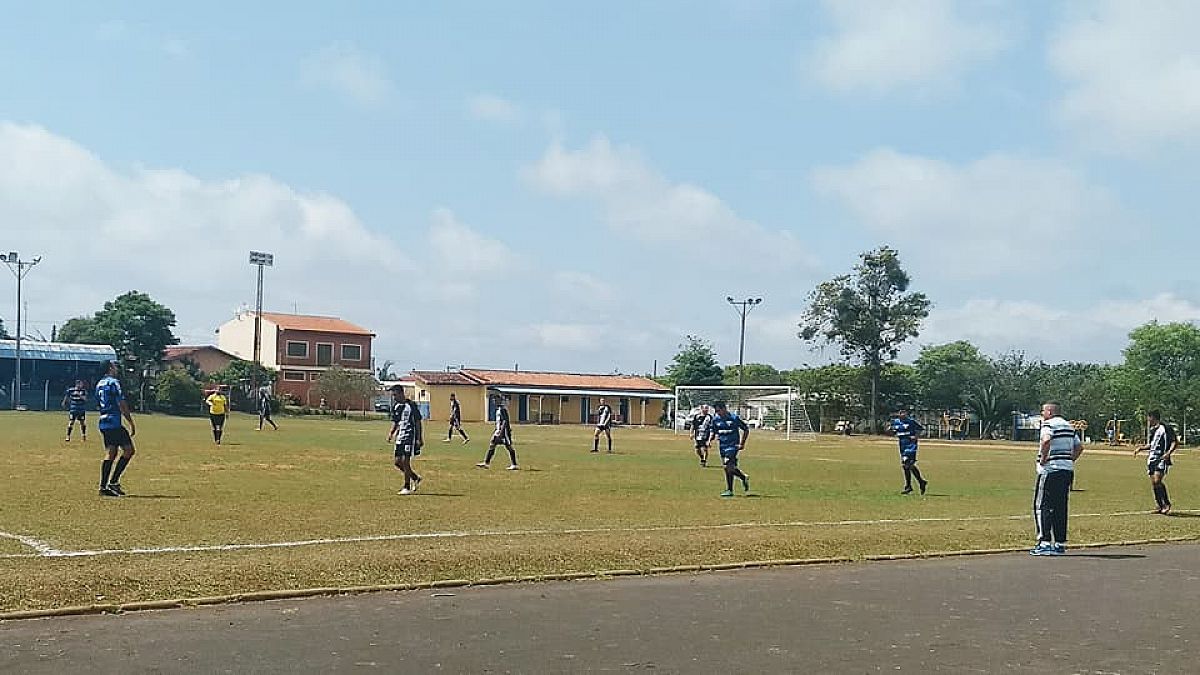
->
[408, 368, 673, 425]
[163, 345, 237, 377]
[217, 311, 375, 404]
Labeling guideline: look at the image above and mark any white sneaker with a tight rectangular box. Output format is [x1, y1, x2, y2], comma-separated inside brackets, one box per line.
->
[398, 488, 412, 495]
[442, 438, 451, 443]
[507, 465, 519, 471]
[475, 462, 489, 469]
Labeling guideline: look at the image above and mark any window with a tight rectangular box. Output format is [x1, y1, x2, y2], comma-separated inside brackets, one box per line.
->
[286, 341, 308, 358]
[341, 344, 362, 361]
[283, 371, 306, 381]
[316, 343, 333, 366]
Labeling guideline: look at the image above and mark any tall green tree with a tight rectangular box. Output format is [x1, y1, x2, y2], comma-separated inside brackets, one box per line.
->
[722, 363, 782, 386]
[914, 341, 991, 410]
[1119, 322, 1200, 423]
[665, 336, 723, 387]
[799, 247, 931, 433]
[313, 365, 378, 414]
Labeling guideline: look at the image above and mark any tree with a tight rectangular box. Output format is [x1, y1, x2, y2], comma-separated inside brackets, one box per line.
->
[914, 341, 991, 410]
[722, 363, 783, 386]
[210, 359, 278, 411]
[799, 247, 931, 433]
[155, 369, 203, 414]
[377, 360, 398, 381]
[1119, 322, 1200, 424]
[313, 366, 378, 414]
[665, 336, 723, 387]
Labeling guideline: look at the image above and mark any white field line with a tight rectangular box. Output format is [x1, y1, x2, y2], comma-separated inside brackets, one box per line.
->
[0, 531, 67, 557]
[0, 510, 1186, 561]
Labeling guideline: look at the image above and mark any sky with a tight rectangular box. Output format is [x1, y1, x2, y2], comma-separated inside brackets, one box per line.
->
[4, 1, 1200, 375]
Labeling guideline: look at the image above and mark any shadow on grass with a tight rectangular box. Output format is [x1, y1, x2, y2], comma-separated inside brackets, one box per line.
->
[1067, 553, 1146, 560]
[1166, 512, 1200, 518]
[742, 494, 781, 499]
[124, 495, 182, 500]
[412, 492, 464, 498]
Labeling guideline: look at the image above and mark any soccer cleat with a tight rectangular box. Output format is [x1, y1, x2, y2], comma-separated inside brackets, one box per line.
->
[1029, 542, 1059, 556]
[1052, 543, 1066, 554]
[720, 490, 734, 498]
[107, 483, 126, 496]
[398, 488, 412, 495]
[507, 465, 519, 470]
[901, 486, 914, 495]
[741, 475, 750, 492]
[442, 438, 451, 443]
[411, 476, 422, 492]
[919, 480, 928, 495]
[700, 460, 706, 467]
[99, 487, 121, 497]
[462, 438, 470, 445]
[1162, 504, 1172, 515]
[475, 462, 489, 469]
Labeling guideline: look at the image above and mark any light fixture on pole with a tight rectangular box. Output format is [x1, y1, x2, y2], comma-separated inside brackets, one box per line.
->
[727, 296, 763, 386]
[3, 251, 42, 410]
[249, 251, 274, 397]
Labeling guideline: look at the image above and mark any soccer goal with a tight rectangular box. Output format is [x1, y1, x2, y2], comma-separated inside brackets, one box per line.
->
[673, 386, 817, 441]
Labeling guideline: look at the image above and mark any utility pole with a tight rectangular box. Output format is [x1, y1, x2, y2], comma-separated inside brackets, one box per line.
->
[249, 251, 274, 399]
[3, 251, 42, 410]
[726, 296, 762, 385]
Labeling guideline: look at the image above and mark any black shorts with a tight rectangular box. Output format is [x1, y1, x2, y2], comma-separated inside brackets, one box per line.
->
[210, 413, 226, 429]
[259, 408, 273, 419]
[100, 426, 133, 449]
[69, 411, 86, 422]
[449, 418, 462, 430]
[491, 432, 512, 446]
[1148, 459, 1172, 476]
[695, 437, 710, 450]
[395, 442, 419, 458]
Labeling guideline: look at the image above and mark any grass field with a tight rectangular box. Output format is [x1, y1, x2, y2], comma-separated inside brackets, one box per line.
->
[1, 411, 1197, 612]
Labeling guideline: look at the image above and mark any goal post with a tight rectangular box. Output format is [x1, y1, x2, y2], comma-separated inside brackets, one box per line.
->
[673, 385, 817, 441]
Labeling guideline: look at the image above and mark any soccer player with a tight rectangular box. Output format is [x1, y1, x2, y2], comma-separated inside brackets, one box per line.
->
[205, 387, 229, 445]
[1134, 410, 1176, 515]
[592, 397, 614, 453]
[62, 379, 89, 442]
[386, 385, 423, 495]
[692, 404, 714, 467]
[477, 397, 518, 470]
[891, 408, 928, 495]
[95, 361, 136, 497]
[711, 401, 750, 497]
[444, 392, 469, 444]
[1031, 402, 1084, 555]
[256, 386, 278, 431]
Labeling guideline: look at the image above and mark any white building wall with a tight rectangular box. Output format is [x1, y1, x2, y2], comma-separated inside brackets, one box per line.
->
[217, 313, 280, 368]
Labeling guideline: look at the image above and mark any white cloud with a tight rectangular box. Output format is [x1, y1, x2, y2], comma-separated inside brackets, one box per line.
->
[525, 136, 815, 270]
[525, 323, 603, 352]
[552, 271, 617, 310]
[811, 148, 1118, 278]
[427, 207, 518, 276]
[920, 293, 1200, 362]
[1050, 1, 1200, 152]
[301, 43, 395, 107]
[808, 0, 1009, 95]
[467, 94, 521, 123]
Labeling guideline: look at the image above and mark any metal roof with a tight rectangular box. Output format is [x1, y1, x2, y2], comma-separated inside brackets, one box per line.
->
[490, 385, 676, 400]
[0, 340, 116, 362]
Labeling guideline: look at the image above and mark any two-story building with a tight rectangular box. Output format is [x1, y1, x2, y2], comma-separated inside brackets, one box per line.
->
[217, 311, 375, 404]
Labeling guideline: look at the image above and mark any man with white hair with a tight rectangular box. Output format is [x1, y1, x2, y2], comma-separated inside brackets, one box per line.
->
[1031, 402, 1084, 556]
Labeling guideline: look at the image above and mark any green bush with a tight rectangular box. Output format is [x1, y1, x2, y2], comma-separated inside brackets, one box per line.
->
[155, 368, 203, 414]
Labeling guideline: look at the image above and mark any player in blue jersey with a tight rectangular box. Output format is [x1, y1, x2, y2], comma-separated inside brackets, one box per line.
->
[62, 380, 89, 442]
[95, 361, 136, 497]
[711, 401, 750, 497]
[891, 408, 928, 495]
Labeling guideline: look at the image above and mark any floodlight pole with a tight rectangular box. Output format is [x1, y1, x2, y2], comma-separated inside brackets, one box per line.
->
[4, 252, 42, 410]
[249, 251, 274, 397]
[727, 296, 763, 386]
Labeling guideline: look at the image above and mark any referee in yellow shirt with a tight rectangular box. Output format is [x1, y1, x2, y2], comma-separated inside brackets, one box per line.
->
[205, 387, 229, 445]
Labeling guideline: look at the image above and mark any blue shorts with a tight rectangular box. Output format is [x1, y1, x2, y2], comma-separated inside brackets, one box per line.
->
[900, 450, 918, 465]
[719, 447, 739, 466]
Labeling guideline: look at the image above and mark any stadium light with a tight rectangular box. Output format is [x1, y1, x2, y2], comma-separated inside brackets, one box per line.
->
[249, 252, 275, 394]
[3, 251, 42, 410]
[727, 297, 763, 386]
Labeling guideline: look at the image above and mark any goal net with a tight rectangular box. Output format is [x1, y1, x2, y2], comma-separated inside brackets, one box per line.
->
[673, 386, 817, 441]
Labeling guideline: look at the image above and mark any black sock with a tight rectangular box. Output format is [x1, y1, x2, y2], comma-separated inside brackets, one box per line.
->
[111, 455, 131, 483]
[66, 426, 73, 438]
[1161, 484, 1170, 507]
[911, 466, 925, 484]
[485, 446, 496, 464]
[607, 437, 612, 452]
[508, 445, 518, 466]
[725, 472, 735, 491]
[460, 430, 469, 440]
[902, 465, 913, 488]
[100, 459, 114, 488]
[593, 437, 599, 451]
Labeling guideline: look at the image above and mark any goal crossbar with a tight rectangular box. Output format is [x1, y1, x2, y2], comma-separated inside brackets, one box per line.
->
[672, 385, 816, 441]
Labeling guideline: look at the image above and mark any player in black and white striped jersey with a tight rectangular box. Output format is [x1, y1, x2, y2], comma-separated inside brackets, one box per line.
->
[1031, 402, 1084, 556]
[444, 393, 469, 444]
[592, 398, 614, 453]
[477, 396, 518, 470]
[1134, 410, 1176, 515]
[386, 385, 424, 495]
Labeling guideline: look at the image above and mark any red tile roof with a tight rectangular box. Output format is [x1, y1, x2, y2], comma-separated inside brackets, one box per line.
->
[411, 368, 668, 393]
[259, 312, 374, 336]
[164, 345, 237, 360]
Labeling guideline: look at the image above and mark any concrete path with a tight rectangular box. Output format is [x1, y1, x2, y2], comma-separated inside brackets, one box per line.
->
[3, 543, 1198, 674]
